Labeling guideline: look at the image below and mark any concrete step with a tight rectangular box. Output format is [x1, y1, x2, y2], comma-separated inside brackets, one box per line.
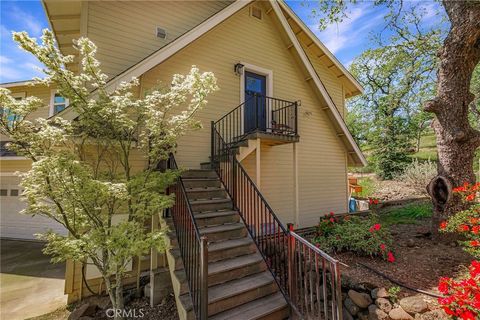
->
[186, 187, 227, 201]
[191, 198, 232, 213]
[209, 292, 289, 320]
[208, 252, 266, 287]
[181, 170, 217, 179]
[200, 223, 247, 242]
[194, 210, 240, 228]
[208, 271, 278, 316]
[182, 178, 222, 189]
[208, 237, 256, 262]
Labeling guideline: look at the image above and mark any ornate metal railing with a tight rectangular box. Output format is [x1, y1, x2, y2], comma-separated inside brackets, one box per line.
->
[214, 93, 298, 145]
[210, 126, 343, 319]
[167, 154, 208, 320]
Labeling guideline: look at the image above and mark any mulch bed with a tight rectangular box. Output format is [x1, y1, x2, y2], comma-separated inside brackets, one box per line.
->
[331, 218, 473, 299]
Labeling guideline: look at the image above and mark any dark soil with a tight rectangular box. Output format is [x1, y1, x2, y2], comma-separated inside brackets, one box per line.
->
[332, 218, 473, 298]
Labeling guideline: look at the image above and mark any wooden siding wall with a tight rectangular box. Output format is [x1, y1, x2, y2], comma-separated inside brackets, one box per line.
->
[86, 1, 233, 79]
[141, 3, 348, 226]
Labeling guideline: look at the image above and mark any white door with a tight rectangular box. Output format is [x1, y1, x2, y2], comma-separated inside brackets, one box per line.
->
[0, 175, 67, 240]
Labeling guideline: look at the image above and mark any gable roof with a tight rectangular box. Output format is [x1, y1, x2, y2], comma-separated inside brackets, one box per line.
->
[8, 0, 366, 166]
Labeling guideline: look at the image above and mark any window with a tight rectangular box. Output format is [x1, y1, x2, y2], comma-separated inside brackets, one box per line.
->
[10, 189, 19, 196]
[0, 189, 7, 196]
[1, 92, 25, 128]
[250, 6, 262, 20]
[50, 91, 69, 116]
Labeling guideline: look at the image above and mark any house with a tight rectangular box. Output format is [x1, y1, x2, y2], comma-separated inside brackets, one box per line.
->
[0, 0, 365, 318]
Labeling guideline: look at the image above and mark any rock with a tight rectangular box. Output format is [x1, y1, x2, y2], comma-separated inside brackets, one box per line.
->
[358, 311, 370, 320]
[399, 296, 428, 314]
[372, 288, 389, 299]
[345, 298, 360, 316]
[406, 239, 415, 247]
[368, 304, 390, 320]
[389, 307, 414, 320]
[376, 298, 393, 313]
[343, 307, 354, 320]
[348, 289, 373, 308]
[417, 309, 449, 320]
[68, 304, 91, 320]
[88, 296, 111, 309]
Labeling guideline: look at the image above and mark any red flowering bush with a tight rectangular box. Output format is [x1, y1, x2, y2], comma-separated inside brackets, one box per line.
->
[440, 183, 480, 259]
[437, 260, 480, 320]
[437, 183, 480, 318]
[314, 213, 395, 262]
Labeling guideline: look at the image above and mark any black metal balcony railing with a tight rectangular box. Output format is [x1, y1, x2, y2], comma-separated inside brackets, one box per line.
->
[214, 93, 298, 146]
[167, 154, 208, 320]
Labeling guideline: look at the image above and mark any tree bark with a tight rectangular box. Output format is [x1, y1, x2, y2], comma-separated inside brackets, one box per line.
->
[425, 1, 480, 237]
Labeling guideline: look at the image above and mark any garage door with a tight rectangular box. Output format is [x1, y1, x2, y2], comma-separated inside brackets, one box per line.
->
[0, 175, 67, 240]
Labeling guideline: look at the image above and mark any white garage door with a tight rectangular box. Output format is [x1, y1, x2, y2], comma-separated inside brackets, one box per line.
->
[0, 175, 67, 240]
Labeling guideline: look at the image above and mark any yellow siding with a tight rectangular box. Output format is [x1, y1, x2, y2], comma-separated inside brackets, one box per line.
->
[141, 3, 348, 227]
[86, 0, 233, 79]
[304, 47, 346, 117]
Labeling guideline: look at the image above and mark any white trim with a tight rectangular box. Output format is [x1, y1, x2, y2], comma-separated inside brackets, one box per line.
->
[49, 89, 69, 117]
[239, 62, 273, 134]
[0, 81, 33, 88]
[105, 0, 252, 91]
[270, 0, 367, 166]
[277, 0, 363, 94]
[0, 157, 28, 160]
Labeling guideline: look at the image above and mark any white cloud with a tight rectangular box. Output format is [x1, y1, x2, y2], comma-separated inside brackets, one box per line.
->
[10, 5, 43, 36]
[0, 55, 13, 64]
[310, 5, 385, 54]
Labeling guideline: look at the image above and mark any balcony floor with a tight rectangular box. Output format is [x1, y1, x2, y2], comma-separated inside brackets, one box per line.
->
[244, 131, 299, 146]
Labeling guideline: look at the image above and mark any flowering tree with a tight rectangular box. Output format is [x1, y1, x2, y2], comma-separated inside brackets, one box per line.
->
[0, 30, 217, 318]
[438, 184, 480, 319]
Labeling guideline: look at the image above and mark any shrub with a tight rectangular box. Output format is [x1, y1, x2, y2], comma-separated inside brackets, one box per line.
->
[437, 261, 480, 320]
[313, 214, 395, 262]
[437, 183, 480, 319]
[396, 159, 437, 195]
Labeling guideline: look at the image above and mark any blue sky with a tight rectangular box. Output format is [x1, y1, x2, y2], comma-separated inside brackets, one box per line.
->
[0, 0, 445, 83]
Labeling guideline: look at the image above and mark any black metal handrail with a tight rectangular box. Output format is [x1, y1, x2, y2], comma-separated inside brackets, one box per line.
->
[214, 93, 298, 145]
[167, 154, 208, 320]
[210, 125, 343, 319]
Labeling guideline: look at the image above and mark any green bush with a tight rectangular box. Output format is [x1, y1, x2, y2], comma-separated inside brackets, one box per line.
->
[313, 214, 395, 262]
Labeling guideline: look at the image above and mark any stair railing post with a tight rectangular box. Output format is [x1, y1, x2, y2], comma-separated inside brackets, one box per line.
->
[199, 236, 208, 320]
[254, 93, 258, 131]
[210, 121, 215, 170]
[294, 101, 298, 136]
[287, 223, 297, 312]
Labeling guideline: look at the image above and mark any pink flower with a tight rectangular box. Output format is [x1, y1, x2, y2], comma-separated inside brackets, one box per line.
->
[379, 244, 386, 251]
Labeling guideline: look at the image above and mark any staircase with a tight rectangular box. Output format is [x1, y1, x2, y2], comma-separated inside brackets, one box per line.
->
[165, 169, 289, 320]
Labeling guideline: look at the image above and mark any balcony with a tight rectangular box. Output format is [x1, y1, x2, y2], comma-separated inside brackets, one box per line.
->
[214, 93, 299, 147]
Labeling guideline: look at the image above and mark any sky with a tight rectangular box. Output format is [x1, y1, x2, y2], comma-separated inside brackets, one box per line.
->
[0, 0, 445, 84]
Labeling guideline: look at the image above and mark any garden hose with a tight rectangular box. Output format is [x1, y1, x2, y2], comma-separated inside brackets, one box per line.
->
[357, 262, 444, 299]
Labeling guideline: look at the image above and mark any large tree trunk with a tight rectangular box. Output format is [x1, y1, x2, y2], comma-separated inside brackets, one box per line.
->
[425, 1, 480, 237]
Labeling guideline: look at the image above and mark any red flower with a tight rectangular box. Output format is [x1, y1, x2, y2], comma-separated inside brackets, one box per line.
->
[380, 244, 386, 251]
[470, 240, 480, 247]
[472, 226, 480, 235]
[460, 310, 476, 320]
[440, 221, 448, 230]
[329, 217, 335, 223]
[459, 225, 470, 232]
[372, 224, 381, 231]
[438, 277, 450, 294]
[387, 251, 395, 263]
[466, 193, 476, 201]
[330, 212, 335, 216]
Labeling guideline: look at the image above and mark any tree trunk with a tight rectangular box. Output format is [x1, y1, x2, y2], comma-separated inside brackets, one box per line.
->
[425, 1, 480, 237]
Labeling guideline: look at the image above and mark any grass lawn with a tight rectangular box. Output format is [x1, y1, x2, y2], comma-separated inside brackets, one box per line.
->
[379, 202, 433, 226]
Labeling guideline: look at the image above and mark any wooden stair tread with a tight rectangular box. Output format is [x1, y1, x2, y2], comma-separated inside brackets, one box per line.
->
[208, 271, 275, 303]
[200, 222, 245, 235]
[195, 210, 238, 219]
[182, 177, 219, 181]
[208, 237, 253, 252]
[190, 198, 230, 205]
[209, 252, 263, 275]
[209, 292, 287, 320]
[186, 186, 224, 192]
